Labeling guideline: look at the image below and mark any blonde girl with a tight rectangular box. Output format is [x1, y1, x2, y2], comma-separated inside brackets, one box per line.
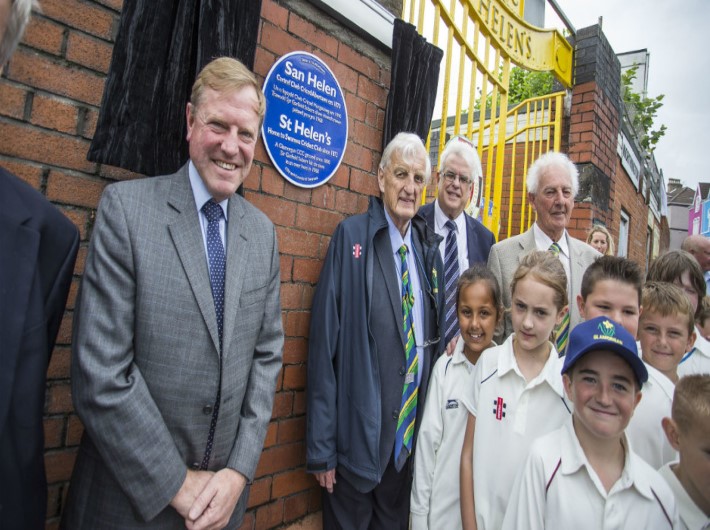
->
[460, 251, 573, 530]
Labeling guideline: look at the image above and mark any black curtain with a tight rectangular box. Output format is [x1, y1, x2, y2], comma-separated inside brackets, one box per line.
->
[87, 0, 262, 176]
[382, 19, 443, 148]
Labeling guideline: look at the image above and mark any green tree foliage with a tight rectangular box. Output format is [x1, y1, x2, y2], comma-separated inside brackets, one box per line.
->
[507, 67, 554, 105]
[621, 65, 667, 153]
[474, 67, 554, 110]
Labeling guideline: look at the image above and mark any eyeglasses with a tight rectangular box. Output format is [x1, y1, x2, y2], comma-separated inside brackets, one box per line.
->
[442, 171, 473, 186]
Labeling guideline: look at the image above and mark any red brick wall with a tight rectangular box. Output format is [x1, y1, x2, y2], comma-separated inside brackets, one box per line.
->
[0, 1, 390, 528]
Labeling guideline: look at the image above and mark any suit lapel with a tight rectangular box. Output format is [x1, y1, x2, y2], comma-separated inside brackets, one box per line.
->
[374, 229, 406, 348]
[166, 168, 221, 353]
[221, 196, 248, 354]
[0, 178, 39, 429]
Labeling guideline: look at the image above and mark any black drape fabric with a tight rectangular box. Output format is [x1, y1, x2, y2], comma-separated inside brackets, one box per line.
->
[87, 0, 262, 176]
[382, 19, 444, 149]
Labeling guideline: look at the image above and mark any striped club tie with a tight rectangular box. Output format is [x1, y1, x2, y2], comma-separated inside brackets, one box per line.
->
[549, 241, 569, 355]
[395, 244, 418, 470]
[443, 220, 460, 345]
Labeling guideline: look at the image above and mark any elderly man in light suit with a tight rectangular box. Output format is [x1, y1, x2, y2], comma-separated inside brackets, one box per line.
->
[62, 58, 283, 529]
[488, 151, 599, 347]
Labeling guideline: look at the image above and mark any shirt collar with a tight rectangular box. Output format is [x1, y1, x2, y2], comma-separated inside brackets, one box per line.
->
[189, 160, 229, 220]
[497, 334, 566, 397]
[533, 222, 568, 257]
[559, 416, 655, 501]
[434, 199, 466, 234]
[451, 335, 480, 372]
[384, 208, 413, 256]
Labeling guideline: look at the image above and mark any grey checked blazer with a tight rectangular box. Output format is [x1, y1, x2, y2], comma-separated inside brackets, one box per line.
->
[487, 227, 599, 342]
[62, 165, 283, 529]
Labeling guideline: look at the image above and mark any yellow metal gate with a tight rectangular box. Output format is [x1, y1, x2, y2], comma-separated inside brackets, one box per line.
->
[402, 0, 573, 239]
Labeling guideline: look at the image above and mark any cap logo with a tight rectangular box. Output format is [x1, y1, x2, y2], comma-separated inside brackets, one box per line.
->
[598, 319, 615, 337]
[593, 319, 623, 345]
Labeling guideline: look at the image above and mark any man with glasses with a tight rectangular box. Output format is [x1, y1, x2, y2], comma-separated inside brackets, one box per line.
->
[419, 136, 495, 344]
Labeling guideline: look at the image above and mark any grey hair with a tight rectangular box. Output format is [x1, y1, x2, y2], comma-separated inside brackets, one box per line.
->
[0, 0, 37, 66]
[379, 132, 432, 184]
[526, 151, 579, 197]
[439, 137, 482, 179]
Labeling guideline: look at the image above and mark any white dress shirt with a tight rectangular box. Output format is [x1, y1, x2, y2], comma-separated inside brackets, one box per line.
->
[434, 200, 469, 274]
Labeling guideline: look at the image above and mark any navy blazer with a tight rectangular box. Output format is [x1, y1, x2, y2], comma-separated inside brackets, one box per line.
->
[418, 200, 495, 267]
[0, 167, 79, 529]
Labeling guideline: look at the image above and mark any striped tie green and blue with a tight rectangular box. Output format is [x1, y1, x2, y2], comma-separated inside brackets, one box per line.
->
[395, 244, 418, 469]
[549, 242, 570, 354]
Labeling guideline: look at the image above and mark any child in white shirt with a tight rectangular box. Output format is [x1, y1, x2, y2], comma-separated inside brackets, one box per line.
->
[459, 250, 571, 529]
[411, 265, 503, 530]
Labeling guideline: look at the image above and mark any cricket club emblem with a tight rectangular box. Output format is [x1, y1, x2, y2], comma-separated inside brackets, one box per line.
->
[493, 397, 506, 420]
[352, 243, 362, 259]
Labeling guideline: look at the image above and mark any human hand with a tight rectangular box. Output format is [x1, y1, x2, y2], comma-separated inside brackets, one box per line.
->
[313, 469, 337, 493]
[445, 334, 459, 356]
[186, 468, 246, 530]
[170, 470, 214, 519]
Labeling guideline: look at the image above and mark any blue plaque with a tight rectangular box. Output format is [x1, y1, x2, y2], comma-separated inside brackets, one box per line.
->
[261, 51, 348, 188]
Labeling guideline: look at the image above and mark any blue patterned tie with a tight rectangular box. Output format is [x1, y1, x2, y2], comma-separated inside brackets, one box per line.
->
[549, 242, 569, 355]
[444, 220, 460, 344]
[395, 244, 418, 470]
[200, 199, 226, 469]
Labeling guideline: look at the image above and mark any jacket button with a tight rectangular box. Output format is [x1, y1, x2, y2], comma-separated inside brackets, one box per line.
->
[203, 405, 213, 415]
[191, 462, 200, 470]
[392, 409, 399, 419]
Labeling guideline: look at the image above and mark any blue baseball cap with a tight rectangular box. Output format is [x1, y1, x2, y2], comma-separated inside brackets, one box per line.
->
[561, 316, 648, 387]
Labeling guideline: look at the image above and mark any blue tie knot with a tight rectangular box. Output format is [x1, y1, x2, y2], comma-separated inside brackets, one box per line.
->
[398, 244, 408, 259]
[445, 220, 456, 233]
[202, 200, 223, 223]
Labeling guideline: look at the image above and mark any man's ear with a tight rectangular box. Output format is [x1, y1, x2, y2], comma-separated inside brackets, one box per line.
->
[661, 417, 681, 451]
[377, 167, 385, 194]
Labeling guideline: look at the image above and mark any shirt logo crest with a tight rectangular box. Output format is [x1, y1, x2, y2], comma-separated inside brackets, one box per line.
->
[493, 397, 506, 420]
[352, 243, 362, 258]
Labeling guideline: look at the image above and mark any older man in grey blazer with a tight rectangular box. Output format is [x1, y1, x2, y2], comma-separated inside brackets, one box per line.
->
[62, 58, 283, 529]
[488, 151, 599, 347]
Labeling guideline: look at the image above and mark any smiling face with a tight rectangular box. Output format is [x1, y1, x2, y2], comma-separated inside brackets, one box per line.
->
[577, 279, 641, 338]
[186, 85, 260, 202]
[437, 153, 473, 219]
[564, 350, 641, 441]
[378, 149, 427, 236]
[638, 310, 695, 382]
[511, 276, 565, 357]
[457, 281, 499, 363]
[529, 164, 574, 241]
[589, 231, 609, 255]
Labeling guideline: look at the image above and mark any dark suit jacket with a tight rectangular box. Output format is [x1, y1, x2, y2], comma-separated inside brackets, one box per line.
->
[62, 165, 283, 528]
[307, 197, 444, 492]
[418, 201, 495, 267]
[0, 167, 79, 530]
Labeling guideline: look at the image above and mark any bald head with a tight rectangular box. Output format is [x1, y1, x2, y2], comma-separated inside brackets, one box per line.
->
[682, 234, 710, 272]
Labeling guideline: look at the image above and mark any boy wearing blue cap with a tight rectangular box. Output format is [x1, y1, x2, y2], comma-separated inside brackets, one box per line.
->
[502, 316, 678, 529]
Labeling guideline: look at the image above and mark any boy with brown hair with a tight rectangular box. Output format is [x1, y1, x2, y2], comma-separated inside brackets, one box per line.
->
[660, 375, 710, 529]
[577, 255, 643, 337]
[628, 282, 696, 469]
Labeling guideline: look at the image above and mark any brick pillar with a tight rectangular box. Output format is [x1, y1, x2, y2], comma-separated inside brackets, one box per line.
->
[567, 25, 622, 241]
